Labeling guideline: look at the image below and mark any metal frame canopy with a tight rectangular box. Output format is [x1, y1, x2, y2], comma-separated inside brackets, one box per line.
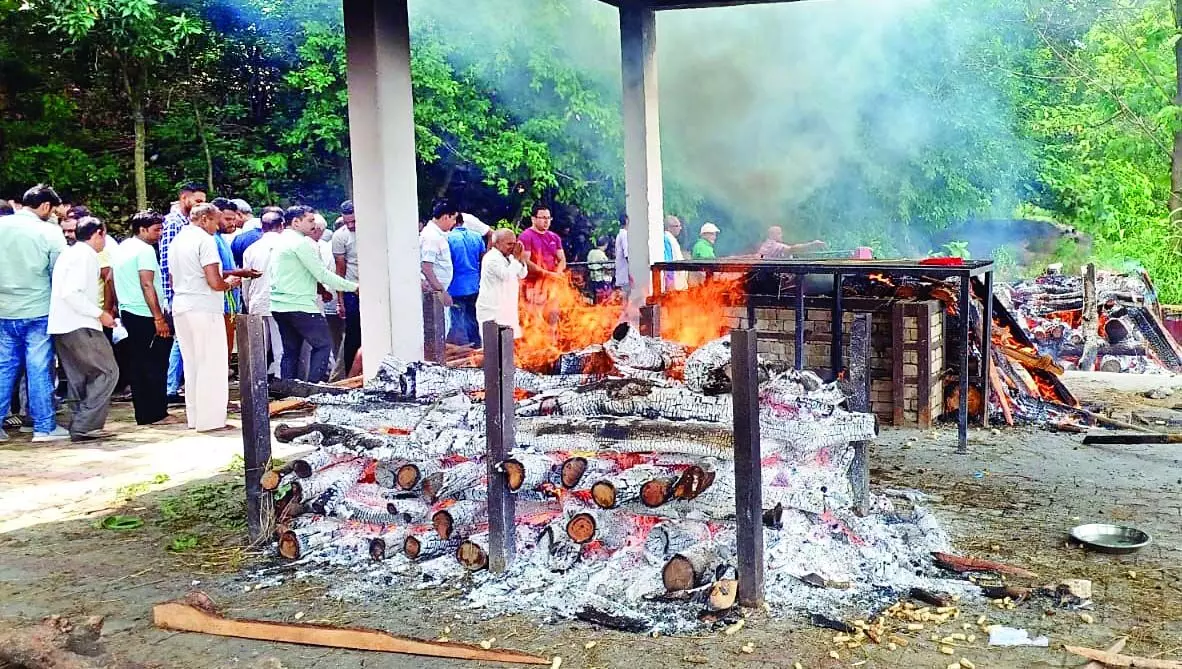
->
[341, 0, 800, 374]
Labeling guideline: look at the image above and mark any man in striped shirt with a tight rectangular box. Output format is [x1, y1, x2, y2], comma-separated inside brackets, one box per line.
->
[159, 183, 206, 402]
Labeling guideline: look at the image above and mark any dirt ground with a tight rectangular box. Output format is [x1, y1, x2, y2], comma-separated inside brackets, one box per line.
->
[1, 374, 1181, 669]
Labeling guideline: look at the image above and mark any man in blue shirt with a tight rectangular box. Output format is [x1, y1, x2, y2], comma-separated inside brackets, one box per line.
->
[446, 218, 486, 347]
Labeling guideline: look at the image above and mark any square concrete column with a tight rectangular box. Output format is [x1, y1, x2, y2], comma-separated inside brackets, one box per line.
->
[620, 6, 664, 302]
[344, 0, 424, 374]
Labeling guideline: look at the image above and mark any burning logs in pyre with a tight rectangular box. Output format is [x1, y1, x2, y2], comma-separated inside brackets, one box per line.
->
[258, 318, 973, 633]
[1006, 267, 1182, 374]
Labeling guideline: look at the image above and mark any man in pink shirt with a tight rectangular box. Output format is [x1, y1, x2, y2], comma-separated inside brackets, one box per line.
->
[518, 203, 566, 323]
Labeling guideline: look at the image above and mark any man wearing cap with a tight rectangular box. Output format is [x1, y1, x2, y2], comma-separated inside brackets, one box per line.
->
[691, 223, 719, 260]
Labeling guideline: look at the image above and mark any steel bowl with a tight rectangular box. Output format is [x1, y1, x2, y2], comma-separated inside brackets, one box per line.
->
[1069, 523, 1152, 554]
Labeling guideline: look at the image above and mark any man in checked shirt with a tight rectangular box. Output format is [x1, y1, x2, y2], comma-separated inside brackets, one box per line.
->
[159, 182, 207, 404]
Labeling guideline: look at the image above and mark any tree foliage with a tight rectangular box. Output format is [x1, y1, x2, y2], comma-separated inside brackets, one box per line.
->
[0, 0, 1180, 297]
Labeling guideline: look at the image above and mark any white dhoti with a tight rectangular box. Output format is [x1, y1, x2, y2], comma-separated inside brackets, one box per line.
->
[175, 310, 229, 431]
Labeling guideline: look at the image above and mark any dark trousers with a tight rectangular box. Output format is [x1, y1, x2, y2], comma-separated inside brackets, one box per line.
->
[446, 293, 481, 347]
[122, 312, 171, 425]
[53, 328, 118, 436]
[341, 293, 362, 377]
[274, 311, 333, 382]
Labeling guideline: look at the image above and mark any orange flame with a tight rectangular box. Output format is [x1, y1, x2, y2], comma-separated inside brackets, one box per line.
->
[869, 272, 895, 287]
[513, 276, 744, 372]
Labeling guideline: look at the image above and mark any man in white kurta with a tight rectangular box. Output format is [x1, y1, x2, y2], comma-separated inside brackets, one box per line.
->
[47, 217, 118, 441]
[170, 203, 241, 431]
[241, 210, 285, 377]
[476, 229, 528, 339]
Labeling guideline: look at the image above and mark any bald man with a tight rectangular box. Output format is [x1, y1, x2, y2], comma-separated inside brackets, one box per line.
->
[476, 229, 529, 339]
[758, 226, 826, 259]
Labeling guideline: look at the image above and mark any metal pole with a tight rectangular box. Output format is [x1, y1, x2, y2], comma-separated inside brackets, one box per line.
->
[483, 320, 516, 572]
[830, 273, 844, 381]
[958, 275, 970, 453]
[237, 314, 273, 543]
[794, 274, 805, 370]
[639, 304, 661, 338]
[731, 328, 764, 608]
[980, 272, 994, 428]
[423, 292, 445, 363]
[846, 314, 872, 516]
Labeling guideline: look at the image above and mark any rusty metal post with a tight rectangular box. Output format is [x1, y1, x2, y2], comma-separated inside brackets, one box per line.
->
[830, 273, 844, 381]
[483, 320, 516, 572]
[639, 304, 661, 338]
[794, 274, 805, 370]
[980, 271, 993, 427]
[845, 314, 872, 516]
[237, 314, 273, 543]
[731, 328, 764, 608]
[957, 275, 970, 453]
[423, 292, 446, 362]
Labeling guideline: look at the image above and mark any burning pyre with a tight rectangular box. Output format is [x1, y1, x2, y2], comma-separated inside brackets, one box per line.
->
[1005, 269, 1182, 374]
[256, 319, 978, 633]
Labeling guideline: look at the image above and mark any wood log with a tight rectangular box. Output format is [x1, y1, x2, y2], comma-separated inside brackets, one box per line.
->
[706, 565, 739, 612]
[1064, 645, 1182, 669]
[269, 397, 311, 417]
[261, 462, 295, 491]
[369, 528, 409, 561]
[932, 552, 1037, 578]
[640, 477, 677, 508]
[998, 343, 1064, 375]
[761, 503, 784, 529]
[1082, 432, 1182, 445]
[988, 357, 1015, 427]
[292, 451, 337, 478]
[663, 542, 728, 592]
[421, 461, 484, 503]
[0, 616, 132, 669]
[404, 534, 462, 561]
[565, 511, 600, 545]
[590, 466, 664, 509]
[385, 497, 430, 522]
[1085, 637, 1128, 669]
[672, 465, 715, 501]
[456, 534, 490, 571]
[560, 456, 589, 488]
[1043, 400, 1157, 433]
[432, 500, 485, 540]
[502, 453, 558, 493]
[979, 585, 1032, 601]
[152, 595, 549, 665]
[910, 587, 953, 607]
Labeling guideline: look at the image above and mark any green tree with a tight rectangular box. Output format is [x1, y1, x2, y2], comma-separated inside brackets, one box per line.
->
[48, 0, 202, 209]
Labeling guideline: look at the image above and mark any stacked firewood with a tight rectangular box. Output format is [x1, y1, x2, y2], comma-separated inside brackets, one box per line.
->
[262, 327, 882, 622]
[1006, 269, 1182, 374]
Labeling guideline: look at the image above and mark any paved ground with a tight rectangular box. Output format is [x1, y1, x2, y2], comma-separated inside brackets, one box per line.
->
[1, 379, 1180, 668]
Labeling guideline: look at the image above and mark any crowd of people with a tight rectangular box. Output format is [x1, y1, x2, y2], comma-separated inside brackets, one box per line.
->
[0, 181, 829, 445]
[0, 183, 361, 442]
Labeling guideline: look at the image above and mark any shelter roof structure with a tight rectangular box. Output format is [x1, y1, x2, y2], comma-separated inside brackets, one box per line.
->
[342, 0, 799, 372]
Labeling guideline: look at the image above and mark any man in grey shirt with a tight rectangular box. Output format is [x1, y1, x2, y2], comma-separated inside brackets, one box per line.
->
[330, 200, 360, 378]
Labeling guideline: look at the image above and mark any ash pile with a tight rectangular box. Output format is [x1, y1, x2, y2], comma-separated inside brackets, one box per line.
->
[260, 324, 970, 633]
[1005, 268, 1182, 374]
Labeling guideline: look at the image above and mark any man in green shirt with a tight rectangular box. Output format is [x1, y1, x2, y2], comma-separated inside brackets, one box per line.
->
[0, 184, 70, 442]
[691, 222, 719, 259]
[113, 211, 181, 426]
[271, 206, 359, 382]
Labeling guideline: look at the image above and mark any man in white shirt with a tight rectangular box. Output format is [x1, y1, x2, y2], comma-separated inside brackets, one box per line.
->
[242, 210, 285, 377]
[476, 229, 528, 339]
[421, 201, 458, 307]
[170, 203, 241, 431]
[47, 217, 118, 442]
[330, 199, 361, 379]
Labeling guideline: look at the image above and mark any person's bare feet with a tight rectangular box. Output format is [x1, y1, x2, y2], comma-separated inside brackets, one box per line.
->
[151, 415, 186, 426]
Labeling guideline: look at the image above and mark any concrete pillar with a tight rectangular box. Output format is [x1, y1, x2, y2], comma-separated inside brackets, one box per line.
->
[619, 6, 664, 303]
[343, 0, 424, 374]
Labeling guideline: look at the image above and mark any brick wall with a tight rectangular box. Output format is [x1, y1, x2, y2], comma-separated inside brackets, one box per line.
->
[720, 299, 943, 426]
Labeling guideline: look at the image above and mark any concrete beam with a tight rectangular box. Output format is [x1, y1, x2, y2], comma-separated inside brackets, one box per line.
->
[620, 5, 664, 304]
[344, 0, 424, 374]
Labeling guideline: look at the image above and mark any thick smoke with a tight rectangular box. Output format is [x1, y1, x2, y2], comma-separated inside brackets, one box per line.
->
[657, 0, 1032, 255]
